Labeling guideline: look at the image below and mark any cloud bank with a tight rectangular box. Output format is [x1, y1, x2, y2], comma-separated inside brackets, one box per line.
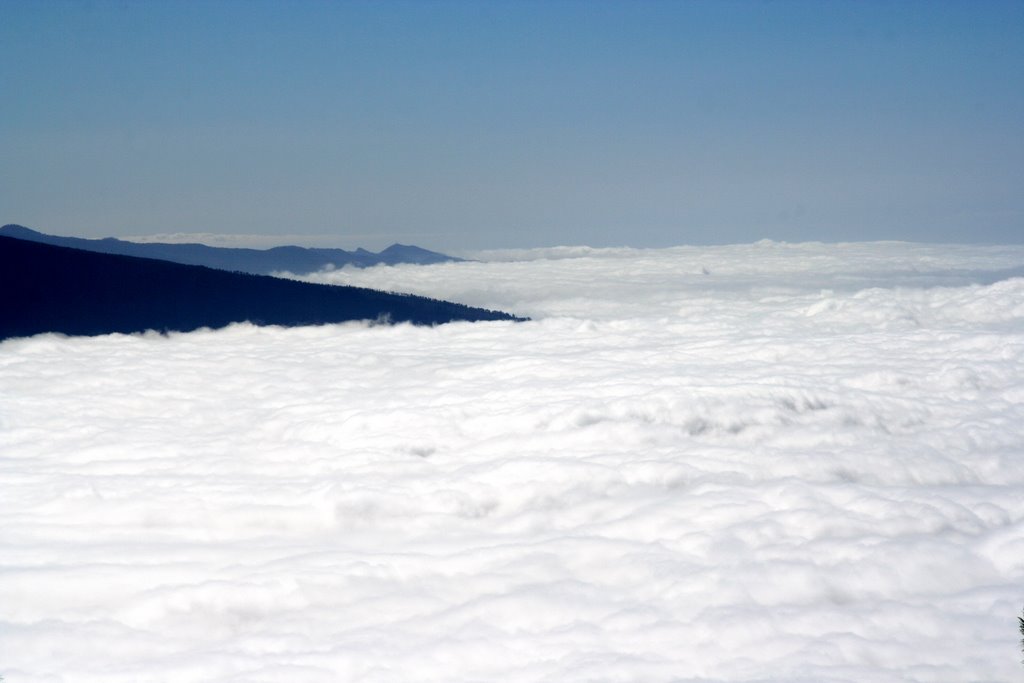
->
[2, 241, 1024, 682]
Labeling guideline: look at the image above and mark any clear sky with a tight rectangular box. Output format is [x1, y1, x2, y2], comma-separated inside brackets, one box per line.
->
[2, 0, 1022, 250]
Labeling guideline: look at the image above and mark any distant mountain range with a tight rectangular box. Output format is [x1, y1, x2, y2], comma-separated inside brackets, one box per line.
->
[0, 224, 461, 276]
[0, 234, 520, 341]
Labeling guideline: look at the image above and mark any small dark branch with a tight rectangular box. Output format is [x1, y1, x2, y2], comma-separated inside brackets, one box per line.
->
[1019, 607, 1024, 663]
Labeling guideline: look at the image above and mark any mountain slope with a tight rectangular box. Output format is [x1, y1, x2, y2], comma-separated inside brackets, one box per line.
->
[0, 235, 519, 341]
[0, 224, 460, 275]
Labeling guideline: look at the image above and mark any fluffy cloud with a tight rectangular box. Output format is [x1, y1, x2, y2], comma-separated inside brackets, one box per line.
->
[2, 242, 1024, 682]
[300, 239, 1024, 320]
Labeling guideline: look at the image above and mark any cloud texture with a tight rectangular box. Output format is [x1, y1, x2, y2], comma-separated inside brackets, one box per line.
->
[3, 241, 1024, 682]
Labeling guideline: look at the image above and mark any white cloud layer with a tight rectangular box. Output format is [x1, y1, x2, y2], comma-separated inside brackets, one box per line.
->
[3, 241, 1024, 682]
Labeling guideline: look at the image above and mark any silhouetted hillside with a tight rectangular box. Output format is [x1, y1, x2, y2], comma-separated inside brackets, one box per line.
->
[0, 235, 521, 341]
[0, 224, 460, 275]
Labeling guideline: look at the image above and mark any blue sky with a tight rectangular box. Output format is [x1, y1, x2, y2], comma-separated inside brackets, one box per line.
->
[2, 0, 1022, 249]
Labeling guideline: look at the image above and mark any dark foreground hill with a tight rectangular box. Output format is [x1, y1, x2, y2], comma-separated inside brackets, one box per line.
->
[0, 224, 460, 275]
[0, 235, 520, 341]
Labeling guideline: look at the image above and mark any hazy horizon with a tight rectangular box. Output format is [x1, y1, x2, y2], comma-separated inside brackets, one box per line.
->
[6, 221, 1024, 255]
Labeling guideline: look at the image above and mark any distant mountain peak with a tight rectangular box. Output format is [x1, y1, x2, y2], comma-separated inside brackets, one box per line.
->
[1, 224, 42, 236]
[0, 224, 462, 275]
[378, 243, 460, 264]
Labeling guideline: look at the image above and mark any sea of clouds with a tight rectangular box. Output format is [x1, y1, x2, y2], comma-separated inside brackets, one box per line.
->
[3, 240, 1024, 682]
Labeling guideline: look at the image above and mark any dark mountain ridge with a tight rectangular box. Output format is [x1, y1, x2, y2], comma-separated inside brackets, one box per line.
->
[0, 235, 521, 341]
[0, 224, 460, 276]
